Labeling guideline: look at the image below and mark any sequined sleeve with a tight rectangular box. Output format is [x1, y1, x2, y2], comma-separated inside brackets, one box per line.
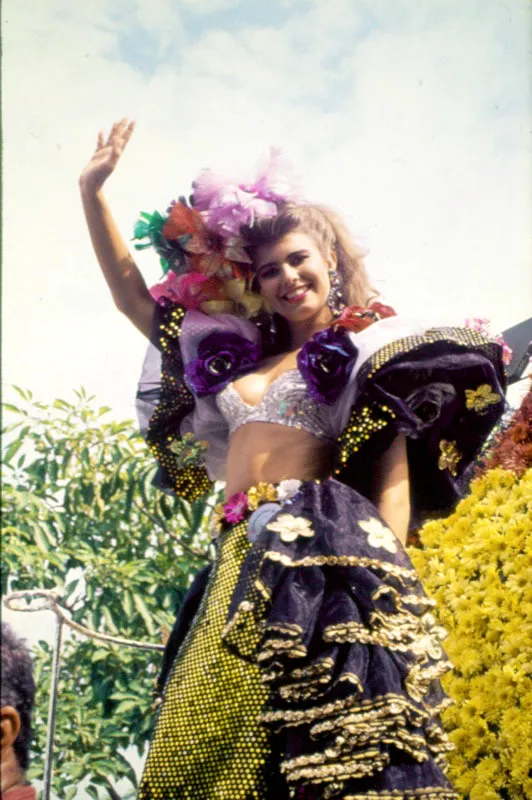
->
[144, 302, 213, 502]
[334, 325, 507, 521]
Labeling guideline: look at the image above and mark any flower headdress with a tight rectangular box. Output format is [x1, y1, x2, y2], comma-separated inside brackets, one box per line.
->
[133, 148, 301, 317]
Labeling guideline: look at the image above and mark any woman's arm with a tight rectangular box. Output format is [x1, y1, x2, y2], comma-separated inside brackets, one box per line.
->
[79, 119, 155, 338]
[371, 434, 410, 545]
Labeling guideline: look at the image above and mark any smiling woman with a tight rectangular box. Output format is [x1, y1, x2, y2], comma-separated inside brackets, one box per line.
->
[80, 119, 507, 799]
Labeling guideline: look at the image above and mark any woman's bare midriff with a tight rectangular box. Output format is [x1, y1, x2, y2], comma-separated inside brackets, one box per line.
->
[224, 422, 335, 499]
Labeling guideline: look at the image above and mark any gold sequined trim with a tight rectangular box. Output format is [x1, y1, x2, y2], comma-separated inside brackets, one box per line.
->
[335, 401, 394, 473]
[147, 303, 215, 504]
[359, 326, 499, 381]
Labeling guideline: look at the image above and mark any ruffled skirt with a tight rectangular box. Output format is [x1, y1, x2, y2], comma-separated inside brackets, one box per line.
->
[139, 479, 458, 799]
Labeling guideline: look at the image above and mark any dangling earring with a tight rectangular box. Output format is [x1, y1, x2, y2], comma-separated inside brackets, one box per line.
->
[327, 268, 345, 317]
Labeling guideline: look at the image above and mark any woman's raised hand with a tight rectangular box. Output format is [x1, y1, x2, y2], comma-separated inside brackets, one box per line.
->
[80, 118, 135, 194]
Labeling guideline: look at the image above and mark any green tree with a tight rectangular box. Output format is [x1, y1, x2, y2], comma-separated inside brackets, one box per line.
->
[2, 388, 216, 798]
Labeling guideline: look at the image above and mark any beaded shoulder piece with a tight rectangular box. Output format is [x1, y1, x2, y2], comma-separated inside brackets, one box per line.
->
[334, 326, 507, 520]
[147, 303, 213, 502]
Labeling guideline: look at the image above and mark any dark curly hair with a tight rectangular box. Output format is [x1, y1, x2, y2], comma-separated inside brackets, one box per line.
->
[1, 622, 36, 771]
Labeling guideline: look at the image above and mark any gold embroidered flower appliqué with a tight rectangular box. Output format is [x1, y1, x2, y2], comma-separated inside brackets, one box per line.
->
[465, 384, 501, 414]
[359, 518, 398, 554]
[266, 514, 315, 543]
[247, 481, 278, 511]
[438, 439, 461, 476]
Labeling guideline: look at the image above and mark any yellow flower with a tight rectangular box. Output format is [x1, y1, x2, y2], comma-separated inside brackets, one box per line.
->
[266, 514, 314, 543]
[465, 383, 501, 413]
[359, 517, 398, 553]
[438, 439, 461, 476]
[247, 481, 277, 511]
[210, 502, 226, 537]
[470, 784, 500, 800]
[410, 468, 531, 794]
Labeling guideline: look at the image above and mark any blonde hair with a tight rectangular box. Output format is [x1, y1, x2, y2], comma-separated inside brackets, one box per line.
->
[242, 203, 376, 307]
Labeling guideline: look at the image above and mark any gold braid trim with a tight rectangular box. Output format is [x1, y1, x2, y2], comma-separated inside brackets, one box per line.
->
[324, 619, 422, 650]
[262, 550, 417, 583]
[405, 660, 451, 703]
[372, 585, 436, 610]
[282, 722, 430, 775]
[254, 576, 272, 600]
[325, 608, 447, 658]
[310, 693, 429, 737]
[279, 677, 330, 702]
[287, 657, 335, 680]
[263, 621, 304, 635]
[344, 791, 458, 800]
[262, 689, 364, 727]
[279, 706, 454, 789]
[261, 656, 335, 687]
[333, 672, 364, 693]
[257, 640, 307, 661]
[283, 750, 389, 783]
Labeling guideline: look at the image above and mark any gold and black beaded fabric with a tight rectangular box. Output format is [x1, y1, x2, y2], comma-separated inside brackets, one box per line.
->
[138, 521, 283, 800]
[335, 326, 506, 519]
[147, 302, 213, 503]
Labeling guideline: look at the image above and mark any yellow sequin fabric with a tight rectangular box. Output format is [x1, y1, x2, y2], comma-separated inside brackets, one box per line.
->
[138, 522, 281, 799]
[147, 303, 213, 503]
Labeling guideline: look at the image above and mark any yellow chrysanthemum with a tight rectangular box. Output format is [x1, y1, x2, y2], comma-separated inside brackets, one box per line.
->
[410, 467, 532, 798]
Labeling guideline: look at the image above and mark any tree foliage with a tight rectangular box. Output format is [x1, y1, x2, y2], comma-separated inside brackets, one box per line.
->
[2, 388, 216, 798]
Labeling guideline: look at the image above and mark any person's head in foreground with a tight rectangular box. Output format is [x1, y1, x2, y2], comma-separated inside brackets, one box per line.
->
[1, 623, 36, 799]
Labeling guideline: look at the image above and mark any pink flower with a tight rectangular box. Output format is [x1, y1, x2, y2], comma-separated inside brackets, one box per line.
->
[496, 336, 513, 366]
[196, 184, 277, 238]
[191, 150, 301, 239]
[464, 317, 491, 335]
[464, 318, 513, 366]
[150, 272, 226, 309]
[247, 147, 302, 204]
[223, 492, 249, 523]
[149, 271, 183, 304]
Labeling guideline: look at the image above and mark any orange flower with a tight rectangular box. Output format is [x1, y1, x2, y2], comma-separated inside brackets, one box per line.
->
[162, 202, 207, 242]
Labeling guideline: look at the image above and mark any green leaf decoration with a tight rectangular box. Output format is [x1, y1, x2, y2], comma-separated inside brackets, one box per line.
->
[133, 220, 150, 239]
[167, 433, 208, 469]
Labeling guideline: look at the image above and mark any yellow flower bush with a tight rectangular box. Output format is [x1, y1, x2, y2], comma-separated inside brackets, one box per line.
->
[410, 467, 532, 799]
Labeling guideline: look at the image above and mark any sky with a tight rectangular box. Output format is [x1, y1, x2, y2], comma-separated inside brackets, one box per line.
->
[2, 0, 531, 425]
[1, 0, 531, 790]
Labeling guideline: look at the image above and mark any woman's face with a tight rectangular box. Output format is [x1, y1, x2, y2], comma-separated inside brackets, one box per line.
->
[254, 231, 335, 327]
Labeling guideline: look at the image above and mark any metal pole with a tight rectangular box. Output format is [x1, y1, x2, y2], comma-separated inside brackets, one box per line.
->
[42, 615, 64, 800]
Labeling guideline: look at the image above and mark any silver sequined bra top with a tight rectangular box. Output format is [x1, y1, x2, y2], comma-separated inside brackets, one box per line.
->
[216, 369, 336, 443]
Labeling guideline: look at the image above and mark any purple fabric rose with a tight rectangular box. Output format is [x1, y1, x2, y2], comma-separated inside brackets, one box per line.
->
[185, 331, 260, 396]
[298, 328, 358, 405]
